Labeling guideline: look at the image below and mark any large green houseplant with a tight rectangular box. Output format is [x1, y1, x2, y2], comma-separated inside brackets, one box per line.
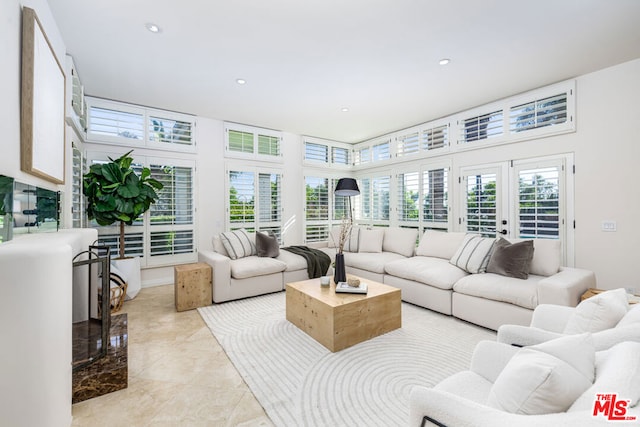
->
[83, 150, 163, 259]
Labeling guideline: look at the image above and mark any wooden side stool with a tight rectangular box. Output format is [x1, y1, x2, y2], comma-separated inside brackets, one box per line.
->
[174, 262, 213, 312]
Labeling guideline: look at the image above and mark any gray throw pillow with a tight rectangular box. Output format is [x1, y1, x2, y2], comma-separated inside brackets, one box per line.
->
[256, 231, 280, 258]
[487, 238, 534, 279]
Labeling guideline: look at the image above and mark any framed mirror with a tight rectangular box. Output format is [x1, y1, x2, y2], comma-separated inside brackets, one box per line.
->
[21, 6, 66, 184]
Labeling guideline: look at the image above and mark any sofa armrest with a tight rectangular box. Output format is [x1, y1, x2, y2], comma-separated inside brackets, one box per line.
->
[469, 341, 519, 383]
[530, 304, 574, 331]
[409, 386, 603, 427]
[198, 250, 231, 303]
[593, 325, 640, 351]
[496, 325, 565, 347]
[537, 267, 595, 307]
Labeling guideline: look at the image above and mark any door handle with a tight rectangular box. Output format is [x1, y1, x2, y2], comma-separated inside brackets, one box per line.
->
[499, 229, 507, 235]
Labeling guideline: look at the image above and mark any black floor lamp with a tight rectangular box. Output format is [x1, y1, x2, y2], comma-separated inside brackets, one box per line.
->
[333, 178, 360, 283]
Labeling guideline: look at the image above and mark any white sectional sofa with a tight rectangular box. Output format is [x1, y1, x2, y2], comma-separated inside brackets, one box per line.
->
[200, 227, 595, 331]
[198, 233, 319, 303]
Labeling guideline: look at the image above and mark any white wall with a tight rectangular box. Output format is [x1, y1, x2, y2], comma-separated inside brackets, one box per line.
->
[0, 0, 67, 192]
[1, 0, 639, 290]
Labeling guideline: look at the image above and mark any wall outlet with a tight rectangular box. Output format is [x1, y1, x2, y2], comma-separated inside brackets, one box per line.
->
[601, 220, 617, 232]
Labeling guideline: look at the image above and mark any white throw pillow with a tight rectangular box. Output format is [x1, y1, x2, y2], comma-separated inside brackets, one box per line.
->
[449, 234, 496, 274]
[563, 288, 629, 334]
[328, 226, 360, 252]
[488, 333, 595, 415]
[416, 230, 466, 259]
[358, 228, 384, 253]
[382, 227, 418, 257]
[212, 234, 230, 257]
[569, 341, 640, 412]
[616, 303, 640, 328]
[219, 229, 257, 260]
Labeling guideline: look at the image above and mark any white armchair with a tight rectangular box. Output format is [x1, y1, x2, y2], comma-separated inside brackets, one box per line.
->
[497, 289, 640, 351]
[409, 339, 640, 426]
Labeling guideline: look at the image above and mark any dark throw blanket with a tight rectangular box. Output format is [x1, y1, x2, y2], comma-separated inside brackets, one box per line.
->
[282, 246, 332, 279]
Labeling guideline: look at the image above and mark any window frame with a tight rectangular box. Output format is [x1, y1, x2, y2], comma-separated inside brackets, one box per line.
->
[224, 122, 283, 163]
[86, 97, 197, 153]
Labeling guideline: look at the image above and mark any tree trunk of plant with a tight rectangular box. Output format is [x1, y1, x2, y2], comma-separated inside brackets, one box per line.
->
[119, 221, 125, 259]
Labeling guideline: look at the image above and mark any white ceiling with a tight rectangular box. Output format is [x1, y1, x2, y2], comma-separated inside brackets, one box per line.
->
[47, 0, 640, 143]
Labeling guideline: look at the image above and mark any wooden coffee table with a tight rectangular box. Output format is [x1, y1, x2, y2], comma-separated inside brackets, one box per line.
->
[285, 276, 401, 352]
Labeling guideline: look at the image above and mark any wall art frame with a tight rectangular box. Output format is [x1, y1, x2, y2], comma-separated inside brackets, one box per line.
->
[21, 6, 66, 184]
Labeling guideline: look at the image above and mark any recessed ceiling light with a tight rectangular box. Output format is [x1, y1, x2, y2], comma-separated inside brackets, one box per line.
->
[439, 58, 450, 66]
[145, 23, 160, 33]
[236, 79, 246, 85]
[341, 107, 349, 112]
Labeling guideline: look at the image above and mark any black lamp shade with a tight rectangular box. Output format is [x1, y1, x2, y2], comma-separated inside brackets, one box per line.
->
[334, 178, 360, 196]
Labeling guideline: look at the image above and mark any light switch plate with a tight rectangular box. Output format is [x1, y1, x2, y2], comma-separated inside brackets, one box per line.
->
[601, 220, 617, 232]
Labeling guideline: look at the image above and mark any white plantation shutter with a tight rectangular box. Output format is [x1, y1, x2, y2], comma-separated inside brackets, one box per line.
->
[305, 142, 329, 163]
[459, 110, 503, 143]
[423, 168, 448, 226]
[356, 178, 371, 220]
[148, 115, 194, 146]
[228, 130, 254, 154]
[372, 176, 390, 221]
[510, 93, 568, 133]
[465, 172, 497, 236]
[88, 105, 144, 141]
[71, 145, 86, 228]
[332, 147, 350, 165]
[357, 147, 370, 165]
[258, 173, 282, 239]
[518, 166, 560, 239]
[372, 141, 391, 161]
[98, 232, 144, 258]
[398, 172, 420, 222]
[229, 171, 255, 226]
[305, 176, 329, 242]
[258, 134, 280, 156]
[397, 132, 420, 157]
[148, 164, 195, 259]
[422, 124, 448, 150]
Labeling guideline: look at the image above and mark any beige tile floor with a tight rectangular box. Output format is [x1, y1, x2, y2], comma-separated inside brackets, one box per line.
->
[72, 285, 274, 427]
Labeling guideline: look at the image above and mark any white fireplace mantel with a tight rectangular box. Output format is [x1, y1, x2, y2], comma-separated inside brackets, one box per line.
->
[0, 228, 97, 427]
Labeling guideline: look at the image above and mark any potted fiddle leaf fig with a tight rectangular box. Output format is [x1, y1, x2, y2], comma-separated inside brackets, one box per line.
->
[83, 150, 163, 299]
[83, 150, 163, 258]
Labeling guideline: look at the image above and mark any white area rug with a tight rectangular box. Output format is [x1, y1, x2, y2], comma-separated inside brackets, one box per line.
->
[198, 292, 496, 427]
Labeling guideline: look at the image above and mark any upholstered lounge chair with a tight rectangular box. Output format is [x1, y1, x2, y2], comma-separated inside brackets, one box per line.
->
[497, 288, 640, 351]
[409, 338, 640, 426]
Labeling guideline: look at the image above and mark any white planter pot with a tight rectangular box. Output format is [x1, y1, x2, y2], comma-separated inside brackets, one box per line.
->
[112, 257, 141, 300]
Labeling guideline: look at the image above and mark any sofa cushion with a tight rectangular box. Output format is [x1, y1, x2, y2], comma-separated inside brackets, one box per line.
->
[563, 288, 629, 334]
[384, 256, 468, 290]
[569, 341, 640, 412]
[449, 234, 496, 274]
[617, 303, 640, 328]
[275, 250, 308, 272]
[220, 229, 257, 260]
[486, 238, 534, 279]
[434, 370, 493, 405]
[383, 227, 418, 257]
[358, 228, 385, 253]
[256, 231, 280, 258]
[453, 273, 542, 309]
[345, 251, 406, 274]
[488, 333, 594, 415]
[416, 230, 466, 259]
[327, 225, 360, 252]
[229, 256, 287, 279]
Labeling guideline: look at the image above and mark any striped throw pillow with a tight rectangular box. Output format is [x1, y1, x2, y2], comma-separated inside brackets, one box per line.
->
[219, 229, 256, 260]
[450, 234, 496, 274]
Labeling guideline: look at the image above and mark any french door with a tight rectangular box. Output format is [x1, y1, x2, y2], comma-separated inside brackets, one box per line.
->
[460, 155, 573, 265]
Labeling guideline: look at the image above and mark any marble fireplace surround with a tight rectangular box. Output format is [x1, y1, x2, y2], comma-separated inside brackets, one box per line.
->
[0, 228, 97, 427]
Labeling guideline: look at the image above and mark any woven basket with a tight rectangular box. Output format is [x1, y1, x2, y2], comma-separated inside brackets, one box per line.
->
[109, 272, 128, 313]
